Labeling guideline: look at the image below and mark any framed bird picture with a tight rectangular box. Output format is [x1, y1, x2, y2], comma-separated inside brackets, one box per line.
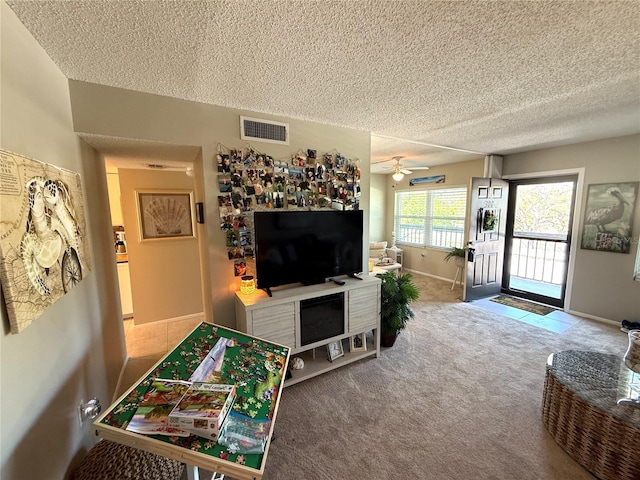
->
[581, 182, 638, 253]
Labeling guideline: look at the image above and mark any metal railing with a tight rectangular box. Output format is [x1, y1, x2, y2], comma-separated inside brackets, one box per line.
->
[432, 228, 464, 249]
[397, 225, 424, 245]
[396, 224, 464, 248]
[510, 237, 567, 285]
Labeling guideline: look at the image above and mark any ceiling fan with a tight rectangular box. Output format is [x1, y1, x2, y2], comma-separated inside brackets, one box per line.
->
[383, 156, 430, 181]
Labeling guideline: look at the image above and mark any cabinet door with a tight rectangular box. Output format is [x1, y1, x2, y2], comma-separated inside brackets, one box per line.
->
[348, 285, 379, 332]
[250, 303, 296, 348]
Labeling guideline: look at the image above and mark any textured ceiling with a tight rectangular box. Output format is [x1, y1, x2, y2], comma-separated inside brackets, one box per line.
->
[6, 0, 640, 173]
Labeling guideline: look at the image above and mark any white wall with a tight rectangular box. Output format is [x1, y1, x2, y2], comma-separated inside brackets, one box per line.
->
[67, 80, 372, 328]
[503, 134, 640, 322]
[369, 174, 388, 243]
[1, 3, 125, 478]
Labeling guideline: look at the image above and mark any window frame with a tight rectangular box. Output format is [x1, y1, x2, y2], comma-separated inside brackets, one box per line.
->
[394, 186, 468, 250]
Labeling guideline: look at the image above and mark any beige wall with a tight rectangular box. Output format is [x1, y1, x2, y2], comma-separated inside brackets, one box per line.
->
[1, 3, 125, 478]
[503, 134, 640, 321]
[385, 158, 485, 280]
[106, 172, 123, 225]
[67, 80, 372, 327]
[118, 169, 204, 324]
[369, 174, 387, 243]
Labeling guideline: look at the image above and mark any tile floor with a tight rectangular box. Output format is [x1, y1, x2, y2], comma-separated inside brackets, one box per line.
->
[117, 315, 204, 398]
[471, 296, 580, 333]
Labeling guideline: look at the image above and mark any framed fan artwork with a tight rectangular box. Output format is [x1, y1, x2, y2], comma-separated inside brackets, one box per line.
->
[136, 190, 196, 241]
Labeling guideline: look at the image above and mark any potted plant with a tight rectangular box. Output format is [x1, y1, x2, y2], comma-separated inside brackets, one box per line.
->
[443, 246, 466, 263]
[377, 271, 420, 347]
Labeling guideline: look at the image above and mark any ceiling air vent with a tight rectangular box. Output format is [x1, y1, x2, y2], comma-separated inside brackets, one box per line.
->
[240, 116, 289, 145]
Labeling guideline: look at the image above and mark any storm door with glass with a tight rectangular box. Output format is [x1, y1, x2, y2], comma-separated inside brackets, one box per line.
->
[503, 176, 577, 308]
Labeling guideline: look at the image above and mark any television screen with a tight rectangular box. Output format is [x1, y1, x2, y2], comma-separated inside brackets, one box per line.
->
[254, 210, 364, 291]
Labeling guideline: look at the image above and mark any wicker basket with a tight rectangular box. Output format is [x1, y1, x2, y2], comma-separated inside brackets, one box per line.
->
[72, 440, 185, 480]
[542, 351, 640, 480]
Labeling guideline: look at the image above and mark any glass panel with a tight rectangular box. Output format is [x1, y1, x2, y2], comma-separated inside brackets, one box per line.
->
[395, 188, 466, 248]
[508, 180, 575, 301]
[513, 182, 574, 241]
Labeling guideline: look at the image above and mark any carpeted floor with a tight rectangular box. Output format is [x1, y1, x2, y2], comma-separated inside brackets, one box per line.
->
[490, 294, 557, 316]
[183, 273, 630, 480]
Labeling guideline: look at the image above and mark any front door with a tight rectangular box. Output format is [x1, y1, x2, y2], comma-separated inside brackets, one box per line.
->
[464, 178, 509, 301]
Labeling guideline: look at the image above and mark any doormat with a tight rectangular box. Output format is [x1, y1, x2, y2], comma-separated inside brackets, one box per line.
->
[490, 295, 557, 316]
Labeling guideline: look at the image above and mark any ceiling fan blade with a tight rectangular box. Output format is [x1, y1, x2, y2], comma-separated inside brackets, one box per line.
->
[400, 168, 412, 174]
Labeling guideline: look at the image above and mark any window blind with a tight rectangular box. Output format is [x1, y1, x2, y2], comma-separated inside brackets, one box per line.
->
[394, 187, 467, 249]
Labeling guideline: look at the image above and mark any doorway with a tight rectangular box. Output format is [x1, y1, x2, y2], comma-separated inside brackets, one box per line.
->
[503, 175, 577, 308]
[104, 150, 208, 334]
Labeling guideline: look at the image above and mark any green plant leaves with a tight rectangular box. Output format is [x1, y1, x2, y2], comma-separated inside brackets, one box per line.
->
[378, 271, 420, 335]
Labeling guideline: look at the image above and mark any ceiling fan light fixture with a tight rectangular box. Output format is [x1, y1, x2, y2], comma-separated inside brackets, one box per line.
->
[392, 171, 405, 182]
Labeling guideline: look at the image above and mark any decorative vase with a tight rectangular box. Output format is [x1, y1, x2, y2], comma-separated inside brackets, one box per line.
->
[623, 330, 640, 373]
[381, 331, 398, 347]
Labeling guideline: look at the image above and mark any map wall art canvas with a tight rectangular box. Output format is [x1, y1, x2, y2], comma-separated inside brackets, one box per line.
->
[0, 149, 92, 333]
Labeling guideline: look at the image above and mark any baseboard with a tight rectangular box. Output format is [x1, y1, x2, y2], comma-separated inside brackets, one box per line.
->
[405, 268, 457, 284]
[566, 309, 618, 327]
[133, 311, 205, 328]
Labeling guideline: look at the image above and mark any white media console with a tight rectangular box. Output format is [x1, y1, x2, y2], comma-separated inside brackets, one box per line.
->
[235, 275, 381, 386]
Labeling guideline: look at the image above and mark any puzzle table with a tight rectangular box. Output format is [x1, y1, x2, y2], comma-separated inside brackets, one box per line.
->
[93, 322, 290, 480]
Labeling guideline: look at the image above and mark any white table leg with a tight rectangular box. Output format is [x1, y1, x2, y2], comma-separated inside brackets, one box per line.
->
[451, 266, 462, 290]
[186, 465, 224, 480]
[186, 465, 200, 480]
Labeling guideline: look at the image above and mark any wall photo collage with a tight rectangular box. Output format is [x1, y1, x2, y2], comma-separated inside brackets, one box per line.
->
[216, 146, 362, 277]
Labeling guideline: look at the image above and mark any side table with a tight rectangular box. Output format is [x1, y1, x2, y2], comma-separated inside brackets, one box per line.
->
[542, 350, 640, 480]
[369, 262, 402, 276]
[387, 247, 404, 265]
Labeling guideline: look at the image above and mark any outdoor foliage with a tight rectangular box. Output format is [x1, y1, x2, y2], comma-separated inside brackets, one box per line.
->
[395, 188, 467, 248]
[514, 182, 573, 235]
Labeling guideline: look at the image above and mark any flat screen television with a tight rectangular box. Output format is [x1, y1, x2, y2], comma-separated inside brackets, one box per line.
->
[254, 210, 364, 292]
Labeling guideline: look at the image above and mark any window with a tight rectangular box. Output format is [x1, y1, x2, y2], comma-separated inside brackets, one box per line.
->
[394, 187, 467, 249]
